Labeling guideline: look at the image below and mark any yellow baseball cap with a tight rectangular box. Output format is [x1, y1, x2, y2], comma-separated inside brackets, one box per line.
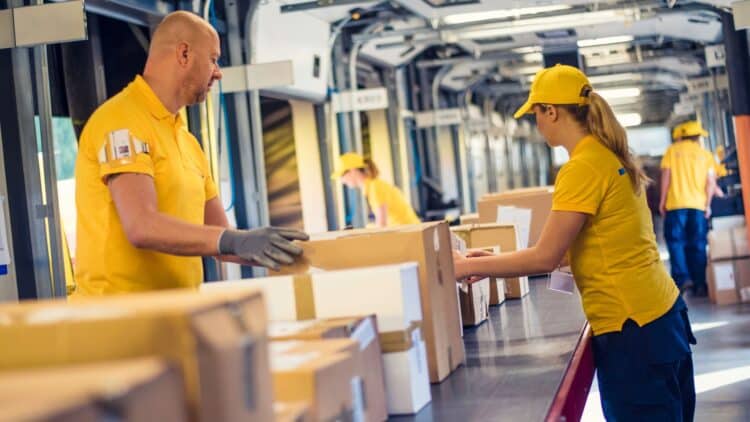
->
[513, 64, 592, 119]
[331, 152, 366, 180]
[672, 121, 708, 139]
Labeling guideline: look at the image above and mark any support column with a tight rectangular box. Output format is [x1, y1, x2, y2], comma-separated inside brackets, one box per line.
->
[722, 11, 750, 244]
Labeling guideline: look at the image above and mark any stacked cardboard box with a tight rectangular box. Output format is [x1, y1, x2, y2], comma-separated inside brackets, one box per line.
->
[271, 339, 360, 421]
[477, 187, 553, 247]
[0, 358, 187, 421]
[459, 213, 480, 225]
[269, 316, 388, 421]
[452, 224, 530, 299]
[0, 288, 273, 422]
[270, 222, 465, 384]
[708, 221, 750, 305]
[458, 278, 490, 326]
[379, 323, 431, 415]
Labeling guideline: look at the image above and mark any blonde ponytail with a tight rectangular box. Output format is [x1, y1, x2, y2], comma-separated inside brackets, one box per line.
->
[563, 92, 651, 194]
[363, 158, 379, 179]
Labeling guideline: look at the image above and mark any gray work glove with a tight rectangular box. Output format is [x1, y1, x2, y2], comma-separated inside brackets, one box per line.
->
[218, 227, 309, 271]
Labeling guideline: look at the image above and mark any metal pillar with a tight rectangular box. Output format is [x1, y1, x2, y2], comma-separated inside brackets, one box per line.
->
[721, 10, 750, 243]
[0, 40, 57, 298]
[382, 67, 404, 190]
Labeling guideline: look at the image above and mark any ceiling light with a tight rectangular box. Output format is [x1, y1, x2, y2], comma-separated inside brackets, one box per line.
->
[588, 73, 642, 85]
[616, 112, 642, 127]
[459, 10, 631, 41]
[577, 35, 634, 48]
[597, 87, 641, 100]
[443, 5, 572, 25]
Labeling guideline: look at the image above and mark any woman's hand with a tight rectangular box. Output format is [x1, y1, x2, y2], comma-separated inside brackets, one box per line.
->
[465, 248, 495, 258]
[453, 249, 494, 282]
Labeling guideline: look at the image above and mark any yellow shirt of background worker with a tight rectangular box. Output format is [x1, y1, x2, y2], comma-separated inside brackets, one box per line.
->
[75, 76, 218, 294]
[332, 153, 420, 227]
[660, 121, 716, 212]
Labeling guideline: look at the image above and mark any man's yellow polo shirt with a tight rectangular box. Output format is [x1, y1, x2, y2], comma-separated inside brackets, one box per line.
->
[553, 135, 679, 335]
[660, 141, 715, 211]
[364, 178, 420, 226]
[74, 76, 218, 295]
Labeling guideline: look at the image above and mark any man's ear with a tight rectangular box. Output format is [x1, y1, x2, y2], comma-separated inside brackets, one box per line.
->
[176, 42, 190, 67]
[548, 105, 560, 122]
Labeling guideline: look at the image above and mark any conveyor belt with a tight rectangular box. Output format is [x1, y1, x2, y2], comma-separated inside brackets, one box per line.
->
[390, 278, 586, 421]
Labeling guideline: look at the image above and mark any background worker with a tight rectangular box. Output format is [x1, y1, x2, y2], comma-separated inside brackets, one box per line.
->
[659, 121, 718, 297]
[75, 11, 308, 295]
[332, 152, 420, 227]
[454, 65, 696, 421]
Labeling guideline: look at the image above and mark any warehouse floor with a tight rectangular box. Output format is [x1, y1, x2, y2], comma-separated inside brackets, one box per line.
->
[389, 277, 750, 422]
[390, 278, 585, 421]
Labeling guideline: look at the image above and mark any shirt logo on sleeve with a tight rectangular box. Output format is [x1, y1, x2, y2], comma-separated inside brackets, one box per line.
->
[618, 168, 626, 176]
[98, 129, 150, 165]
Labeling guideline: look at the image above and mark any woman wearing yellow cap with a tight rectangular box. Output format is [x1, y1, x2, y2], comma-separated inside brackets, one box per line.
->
[332, 152, 420, 227]
[453, 65, 695, 420]
[659, 121, 719, 297]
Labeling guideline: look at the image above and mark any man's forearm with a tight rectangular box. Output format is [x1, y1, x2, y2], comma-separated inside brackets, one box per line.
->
[128, 210, 224, 256]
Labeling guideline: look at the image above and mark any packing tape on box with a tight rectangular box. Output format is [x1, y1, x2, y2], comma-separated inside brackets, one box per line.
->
[292, 274, 316, 320]
[379, 322, 421, 353]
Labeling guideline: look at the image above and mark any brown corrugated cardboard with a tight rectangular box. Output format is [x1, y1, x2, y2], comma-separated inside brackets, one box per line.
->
[274, 401, 312, 422]
[459, 278, 490, 326]
[452, 224, 530, 299]
[707, 260, 743, 305]
[709, 226, 750, 261]
[473, 246, 505, 305]
[477, 187, 553, 247]
[270, 316, 387, 422]
[459, 213, 480, 225]
[272, 222, 464, 384]
[0, 288, 272, 422]
[0, 358, 186, 422]
[271, 340, 358, 421]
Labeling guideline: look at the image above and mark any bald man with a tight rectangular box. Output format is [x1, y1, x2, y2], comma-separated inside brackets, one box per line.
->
[74, 11, 308, 296]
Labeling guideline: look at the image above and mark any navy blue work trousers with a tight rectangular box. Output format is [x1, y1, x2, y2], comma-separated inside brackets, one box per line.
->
[664, 209, 708, 289]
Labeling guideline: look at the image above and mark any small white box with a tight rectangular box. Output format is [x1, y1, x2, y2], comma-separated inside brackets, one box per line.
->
[382, 328, 431, 415]
[201, 275, 301, 321]
[310, 263, 422, 332]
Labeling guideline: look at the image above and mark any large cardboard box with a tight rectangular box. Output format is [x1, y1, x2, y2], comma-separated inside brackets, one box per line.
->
[271, 340, 359, 421]
[452, 224, 530, 299]
[459, 278, 490, 326]
[0, 358, 186, 422]
[274, 401, 311, 422]
[272, 222, 465, 383]
[459, 213, 480, 225]
[709, 226, 750, 261]
[477, 187, 553, 247]
[0, 288, 272, 422]
[270, 316, 387, 422]
[204, 263, 422, 332]
[379, 323, 431, 415]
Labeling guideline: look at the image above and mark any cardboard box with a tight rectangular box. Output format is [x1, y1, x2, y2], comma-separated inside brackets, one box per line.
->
[473, 246, 506, 305]
[274, 401, 312, 422]
[379, 323, 431, 415]
[271, 340, 359, 421]
[459, 278, 490, 326]
[709, 226, 750, 261]
[204, 263, 422, 332]
[269, 316, 387, 422]
[707, 259, 743, 305]
[0, 288, 272, 422]
[452, 224, 530, 299]
[0, 358, 186, 422]
[459, 213, 480, 225]
[477, 187, 553, 247]
[272, 222, 465, 384]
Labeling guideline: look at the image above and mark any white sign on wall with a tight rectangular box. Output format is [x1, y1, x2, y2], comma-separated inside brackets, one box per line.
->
[674, 101, 696, 116]
[679, 92, 703, 106]
[687, 74, 729, 95]
[414, 108, 463, 128]
[332, 88, 389, 113]
[705, 44, 726, 68]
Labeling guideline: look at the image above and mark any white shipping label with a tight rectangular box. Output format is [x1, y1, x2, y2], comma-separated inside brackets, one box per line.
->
[714, 265, 736, 291]
[351, 318, 377, 351]
[497, 206, 532, 249]
[548, 270, 575, 294]
[434, 229, 440, 252]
